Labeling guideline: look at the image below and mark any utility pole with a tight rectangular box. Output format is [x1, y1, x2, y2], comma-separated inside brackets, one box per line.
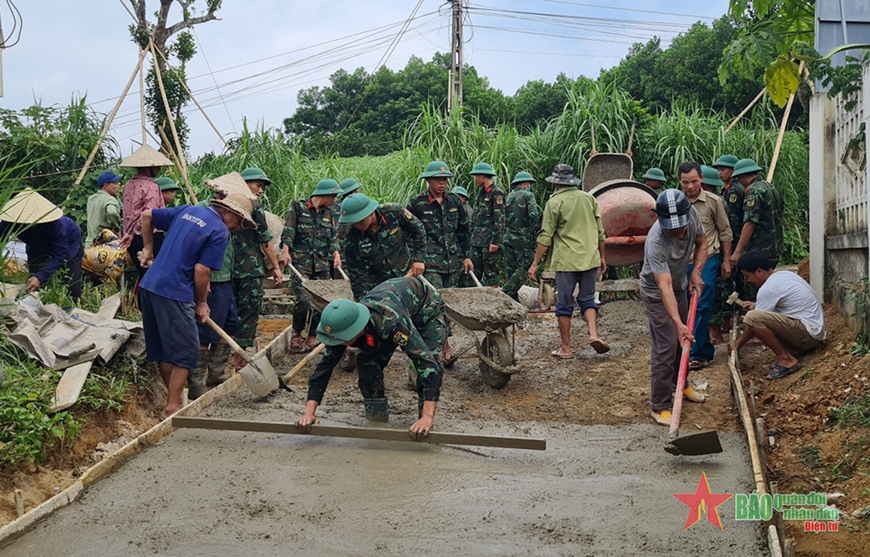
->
[447, 0, 463, 114]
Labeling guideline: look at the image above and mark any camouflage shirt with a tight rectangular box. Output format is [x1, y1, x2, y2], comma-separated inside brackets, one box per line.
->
[722, 180, 745, 244]
[282, 199, 340, 276]
[306, 276, 445, 403]
[406, 191, 471, 274]
[344, 204, 427, 300]
[504, 188, 541, 247]
[743, 176, 784, 261]
[231, 202, 272, 279]
[471, 184, 506, 247]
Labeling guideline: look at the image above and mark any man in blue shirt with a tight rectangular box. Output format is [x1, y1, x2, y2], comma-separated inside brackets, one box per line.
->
[0, 188, 84, 300]
[137, 193, 255, 417]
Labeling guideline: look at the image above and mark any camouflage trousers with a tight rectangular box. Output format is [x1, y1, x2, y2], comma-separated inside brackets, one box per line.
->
[470, 246, 502, 286]
[359, 316, 446, 416]
[231, 276, 264, 348]
[502, 243, 534, 301]
[423, 269, 461, 289]
[292, 270, 330, 335]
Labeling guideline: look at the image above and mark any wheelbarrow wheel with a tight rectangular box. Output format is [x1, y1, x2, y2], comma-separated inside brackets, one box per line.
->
[481, 333, 512, 389]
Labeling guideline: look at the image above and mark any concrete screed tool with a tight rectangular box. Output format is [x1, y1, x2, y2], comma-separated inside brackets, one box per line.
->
[204, 317, 286, 396]
[664, 291, 723, 456]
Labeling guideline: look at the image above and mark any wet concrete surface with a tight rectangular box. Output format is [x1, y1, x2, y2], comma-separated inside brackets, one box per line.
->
[2, 397, 766, 556]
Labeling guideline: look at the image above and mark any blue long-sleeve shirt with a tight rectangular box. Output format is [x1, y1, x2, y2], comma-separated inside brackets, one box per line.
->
[0, 216, 82, 283]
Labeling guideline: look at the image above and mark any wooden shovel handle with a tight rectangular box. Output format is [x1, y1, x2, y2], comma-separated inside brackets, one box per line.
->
[285, 262, 305, 281]
[336, 266, 350, 281]
[204, 317, 249, 361]
[468, 269, 484, 288]
[282, 343, 326, 382]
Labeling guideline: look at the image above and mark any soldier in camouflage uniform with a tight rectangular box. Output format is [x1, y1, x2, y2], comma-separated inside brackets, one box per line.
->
[502, 171, 542, 301]
[406, 161, 472, 364]
[339, 193, 427, 300]
[294, 276, 446, 441]
[232, 168, 283, 353]
[468, 162, 506, 286]
[282, 178, 343, 350]
[710, 155, 743, 343]
[453, 186, 475, 287]
[335, 178, 361, 265]
[729, 159, 784, 288]
[406, 161, 473, 288]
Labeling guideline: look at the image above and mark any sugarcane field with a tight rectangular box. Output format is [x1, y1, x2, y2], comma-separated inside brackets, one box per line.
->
[1, 1, 869, 556]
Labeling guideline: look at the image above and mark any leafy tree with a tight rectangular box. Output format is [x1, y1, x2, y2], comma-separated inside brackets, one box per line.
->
[601, 18, 761, 115]
[128, 0, 222, 151]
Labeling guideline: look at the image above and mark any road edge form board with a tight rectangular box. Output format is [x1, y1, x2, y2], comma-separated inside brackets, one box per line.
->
[0, 325, 294, 548]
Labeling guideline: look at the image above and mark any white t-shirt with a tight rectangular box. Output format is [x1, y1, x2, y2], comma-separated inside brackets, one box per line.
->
[755, 271, 826, 340]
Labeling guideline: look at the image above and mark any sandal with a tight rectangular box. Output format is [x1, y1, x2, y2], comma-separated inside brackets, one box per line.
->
[589, 338, 610, 354]
[767, 362, 801, 380]
[550, 349, 573, 360]
[688, 359, 708, 371]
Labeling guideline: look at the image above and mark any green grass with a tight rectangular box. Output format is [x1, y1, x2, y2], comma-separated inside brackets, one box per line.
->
[830, 395, 870, 429]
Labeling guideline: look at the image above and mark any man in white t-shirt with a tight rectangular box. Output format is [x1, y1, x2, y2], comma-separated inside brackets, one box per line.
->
[732, 251, 826, 379]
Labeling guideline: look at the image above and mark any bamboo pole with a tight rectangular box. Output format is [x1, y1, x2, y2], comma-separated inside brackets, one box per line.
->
[139, 47, 147, 146]
[725, 88, 766, 133]
[729, 329, 768, 494]
[14, 490, 23, 518]
[71, 49, 146, 187]
[158, 126, 198, 205]
[148, 37, 196, 203]
[152, 44, 228, 148]
[767, 63, 804, 182]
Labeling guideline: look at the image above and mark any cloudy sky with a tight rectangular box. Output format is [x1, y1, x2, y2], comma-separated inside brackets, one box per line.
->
[0, 0, 730, 157]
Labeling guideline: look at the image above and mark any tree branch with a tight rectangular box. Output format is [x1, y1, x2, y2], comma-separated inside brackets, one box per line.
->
[165, 11, 220, 38]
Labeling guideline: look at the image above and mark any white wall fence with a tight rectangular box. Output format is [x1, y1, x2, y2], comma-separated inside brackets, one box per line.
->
[809, 62, 870, 321]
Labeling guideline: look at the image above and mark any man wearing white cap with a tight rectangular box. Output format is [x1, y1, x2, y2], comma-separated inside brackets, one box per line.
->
[640, 188, 708, 426]
[0, 189, 84, 300]
[137, 193, 256, 417]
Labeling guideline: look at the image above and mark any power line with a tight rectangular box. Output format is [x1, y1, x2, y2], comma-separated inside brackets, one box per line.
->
[191, 26, 235, 133]
[529, 0, 715, 20]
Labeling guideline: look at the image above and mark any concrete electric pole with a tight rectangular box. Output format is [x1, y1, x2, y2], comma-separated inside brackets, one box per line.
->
[447, 0, 463, 114]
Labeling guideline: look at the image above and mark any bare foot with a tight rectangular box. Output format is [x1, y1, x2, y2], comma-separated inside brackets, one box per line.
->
[162, 405, 182, 419]
[305, 336, 319, 350]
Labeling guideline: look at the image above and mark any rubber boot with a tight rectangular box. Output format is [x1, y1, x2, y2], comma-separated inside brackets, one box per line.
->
[207, 343, 232, 386]
[188, 347, 210, 400]
[363, 397, 389, 422]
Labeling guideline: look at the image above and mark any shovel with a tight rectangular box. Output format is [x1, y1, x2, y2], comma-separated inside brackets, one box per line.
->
[664, 291, 723, 456]
[204, 317, 286, 397]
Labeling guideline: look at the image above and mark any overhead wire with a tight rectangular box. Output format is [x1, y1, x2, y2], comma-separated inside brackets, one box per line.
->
[528, 0, 715, 20]
[0, 0, 23, 48]
[191, 25, 236, 133]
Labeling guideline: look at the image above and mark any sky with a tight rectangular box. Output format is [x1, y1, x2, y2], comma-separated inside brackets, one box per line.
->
[0, 0, 731, 157]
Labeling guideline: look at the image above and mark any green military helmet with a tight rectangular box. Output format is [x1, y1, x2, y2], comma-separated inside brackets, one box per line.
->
[712, 155, 738, 169]
[420, 160, 453, 179]
[311, 178, 341, 197]
[339, 178, 361, 197]
[469, 162, 496, 176]
[316, 299, 371, 346]
[511, 171, 535, 185]
[155, 176, 180, 191]
[732, 158, 763, 177]
[452, 186, 469, 199]
[700, 165, 724, 188]
[339, 193, 379, 224]
[240, 167, 272, 186]
[642, 168, 667, 182]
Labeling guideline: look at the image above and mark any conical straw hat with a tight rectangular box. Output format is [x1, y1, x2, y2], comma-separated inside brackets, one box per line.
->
[211, 193, 257, 229]
[120, 143, 174, 168]
[0, 188, 63, 224]
[204, 172, 259, 201]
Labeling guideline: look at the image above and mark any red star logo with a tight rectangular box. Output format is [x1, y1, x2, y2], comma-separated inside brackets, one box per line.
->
[673, 472, 733, 530]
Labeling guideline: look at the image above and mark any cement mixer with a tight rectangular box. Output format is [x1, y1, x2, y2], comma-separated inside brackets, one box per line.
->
[589, 179, 658, 268]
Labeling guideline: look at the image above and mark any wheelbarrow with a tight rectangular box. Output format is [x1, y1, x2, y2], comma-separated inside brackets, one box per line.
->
[285, 263, 354, 313]
[437, 286, 527, 389]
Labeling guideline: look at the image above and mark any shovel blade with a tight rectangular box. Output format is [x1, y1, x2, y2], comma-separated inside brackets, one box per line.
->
[664, 431, 723, 456]
[238, 355, 279, 397]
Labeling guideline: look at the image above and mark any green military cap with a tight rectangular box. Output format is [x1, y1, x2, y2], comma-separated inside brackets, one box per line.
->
[420, 160, 453, 178]
[339, 193, 379, 224]
[642, 168, 667, 182]
[240, 167, 272, 185]
[732, 158, 763, 177]
[511, 171, 535, 185]
[339, 178, 361, 197]
[311, 178, 341, 197]
[155, 176, 180, 191]
[469, 162, 496, 176]
[712, 155, 738, 169]
[452, 186, 469, 199]
[700, 165, 724, 188]
[317, 299, 371, 346]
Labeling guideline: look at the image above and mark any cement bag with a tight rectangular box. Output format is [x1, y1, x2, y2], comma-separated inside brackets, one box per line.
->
[82, 229, 131, 284]
[517, 285, 540, 310]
